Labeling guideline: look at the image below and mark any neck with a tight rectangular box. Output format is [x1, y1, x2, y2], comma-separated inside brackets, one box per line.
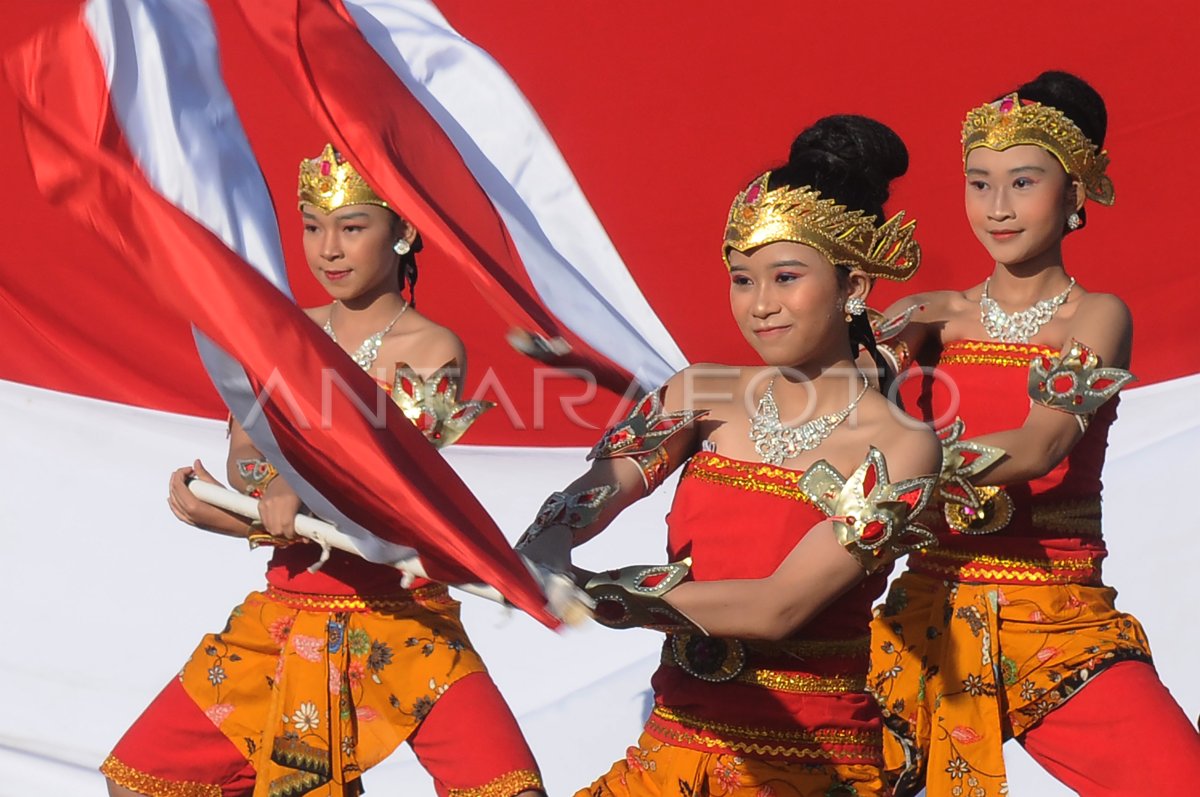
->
[987, 253, 1071, 306]
[771, 356, 864, 419]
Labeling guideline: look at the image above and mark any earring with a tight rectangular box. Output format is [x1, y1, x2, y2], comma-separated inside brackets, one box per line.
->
[393, 239, 411, 256]
[845, 296, 866, 317]
[1066, 213, 1082, 231]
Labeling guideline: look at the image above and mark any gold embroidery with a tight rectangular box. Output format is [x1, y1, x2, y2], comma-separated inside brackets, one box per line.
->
[263, 585, 453, 613]
[912, 549, 1100, 584]
[940, 340, 1058, 369]
[447, 769, 543, 797]
[646, 707, 880, 761]
[100, 756, 222, 797]
[1031, 497, 1102, 535]
[683, 454, 813, 503]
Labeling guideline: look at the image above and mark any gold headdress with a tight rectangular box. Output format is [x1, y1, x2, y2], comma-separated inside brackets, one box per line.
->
[297, 144, 389, 212]
[722, 173, 921, 281]
[962, 93, 1114, 205]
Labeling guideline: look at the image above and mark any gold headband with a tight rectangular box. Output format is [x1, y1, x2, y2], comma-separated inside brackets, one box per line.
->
[962, 93, 1114, 205]
[723, 172, 920, 281]
[297, 144, 389, 213]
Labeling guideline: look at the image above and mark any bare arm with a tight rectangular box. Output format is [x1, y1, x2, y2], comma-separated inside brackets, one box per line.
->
[664, 426, 941, 640]
[970, 293, 1133, 484]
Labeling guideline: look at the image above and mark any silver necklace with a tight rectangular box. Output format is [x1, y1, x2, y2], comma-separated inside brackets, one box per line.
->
[750, 375, 870, 466]
[323, 300, 409, 369]
[979, 277, 1075, 343]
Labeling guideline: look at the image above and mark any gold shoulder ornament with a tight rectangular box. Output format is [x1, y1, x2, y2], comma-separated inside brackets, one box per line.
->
[799, 447, 937, 573]
[390, 360, 495, 448]
[723, 173, 921, 282]
[936, 417, 1014, 535]
[1028, 340, 1135, 431]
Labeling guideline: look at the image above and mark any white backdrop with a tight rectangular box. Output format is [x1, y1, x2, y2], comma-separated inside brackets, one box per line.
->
[2, 375, 1197, 795]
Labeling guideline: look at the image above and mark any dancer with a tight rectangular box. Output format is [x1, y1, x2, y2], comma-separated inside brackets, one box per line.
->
[519, 116, 940, 796]
[101, 146, 543, 797]
[868, 71, 1200, 796]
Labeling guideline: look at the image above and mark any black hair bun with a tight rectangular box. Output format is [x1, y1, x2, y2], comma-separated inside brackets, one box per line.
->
[1010, 70, 1107, 147]
[769, 114, 908, 220]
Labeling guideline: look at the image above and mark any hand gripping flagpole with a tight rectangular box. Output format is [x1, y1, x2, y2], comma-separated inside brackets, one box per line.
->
[187, 479, 592, 623]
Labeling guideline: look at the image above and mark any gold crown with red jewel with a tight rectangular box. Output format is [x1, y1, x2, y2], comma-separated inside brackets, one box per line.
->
[962, 93, 1114, 205]
[297, 144, 389, 213]
[723, 172, 921, 281]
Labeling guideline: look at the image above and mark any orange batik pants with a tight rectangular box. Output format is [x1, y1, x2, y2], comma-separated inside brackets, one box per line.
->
[102, 586, 542, 797]
[869, 572, 1200, 796]
[578, 733, 887, 797]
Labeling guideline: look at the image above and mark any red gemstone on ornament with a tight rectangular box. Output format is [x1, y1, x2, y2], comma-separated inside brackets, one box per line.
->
[863, 464, 878, 494]
[1093, 378, 1115, 390]
[862, 520, 887, 541]
[639, 572, 668, 589]
[1040, 355, 1053, 370]
[1000, 97, 1015, 113]
[1052, 375, 1075, 393]
[1074, 396, 1084, 405]
[320, 161, 331, 176]
[745, 184, 761, 204]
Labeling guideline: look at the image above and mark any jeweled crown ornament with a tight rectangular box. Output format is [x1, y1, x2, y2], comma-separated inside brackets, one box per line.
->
[723, 172, 921, 281]
[298, 144, 389, 212]
[962, 93, 1114, 205]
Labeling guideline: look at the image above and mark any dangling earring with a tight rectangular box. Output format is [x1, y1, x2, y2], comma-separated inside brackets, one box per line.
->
[845, 296, 866, 320]
[393, 239, 411, 256]
[1066, 213, 1082, 231]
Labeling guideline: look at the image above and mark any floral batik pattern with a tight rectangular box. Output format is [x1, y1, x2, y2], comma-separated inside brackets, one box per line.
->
[868, 573, 1152, 796]
[179, 587, 484, 797]
[578, 733, 887, 797]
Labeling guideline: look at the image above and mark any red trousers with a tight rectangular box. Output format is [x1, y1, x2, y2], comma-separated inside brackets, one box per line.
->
[1020, 661, 1200, 795]
[105, 671, 541, 797]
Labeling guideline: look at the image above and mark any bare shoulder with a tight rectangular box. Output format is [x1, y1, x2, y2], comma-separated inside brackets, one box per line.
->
[302, 303, 333, 324]
[663, 362, 757, 414]
[857, 395, 941, 480]
[389, 311, 466, 373]
[1075, 291, 1132, 327]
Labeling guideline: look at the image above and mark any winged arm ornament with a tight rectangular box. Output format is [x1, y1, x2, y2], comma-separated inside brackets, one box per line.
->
[390, 360, 495, 448]
[798, 447, 937, 573]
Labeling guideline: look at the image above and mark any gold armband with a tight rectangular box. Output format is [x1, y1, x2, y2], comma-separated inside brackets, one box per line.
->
[583, 559, 703, 634]
[515, 484, 618, 549]
[391, 360, 495, 448]
[936, 417, 1013, 535]
[1028, 340, 1134, 431]
[588, 385, 708, 494]
[799, 447, 936, 573]
[236, 458, 278, 498]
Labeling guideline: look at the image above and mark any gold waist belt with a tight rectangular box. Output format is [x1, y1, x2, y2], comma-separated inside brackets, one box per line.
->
[264, 584, 452, 613]
[661, 639, 868, 694]
[910, 548, 1103, 585]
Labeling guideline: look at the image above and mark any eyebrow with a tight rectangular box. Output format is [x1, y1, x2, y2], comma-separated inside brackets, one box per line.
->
[768, 259, 812, 269]
[332, 211, 370, 221]
[966, 165, 1047, 176]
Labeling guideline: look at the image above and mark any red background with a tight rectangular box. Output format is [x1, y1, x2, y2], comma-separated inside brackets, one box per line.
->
[2, 1, 1197, 444]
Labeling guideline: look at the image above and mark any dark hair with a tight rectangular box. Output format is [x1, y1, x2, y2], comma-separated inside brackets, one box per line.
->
[1004, 71, 1107, 231]
[399, 232, 423, 307]
[767, 115, 909, 402]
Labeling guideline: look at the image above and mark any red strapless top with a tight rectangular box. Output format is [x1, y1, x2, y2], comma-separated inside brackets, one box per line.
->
[903, 340, 1116, 585]
[645, 452, 884, 764]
